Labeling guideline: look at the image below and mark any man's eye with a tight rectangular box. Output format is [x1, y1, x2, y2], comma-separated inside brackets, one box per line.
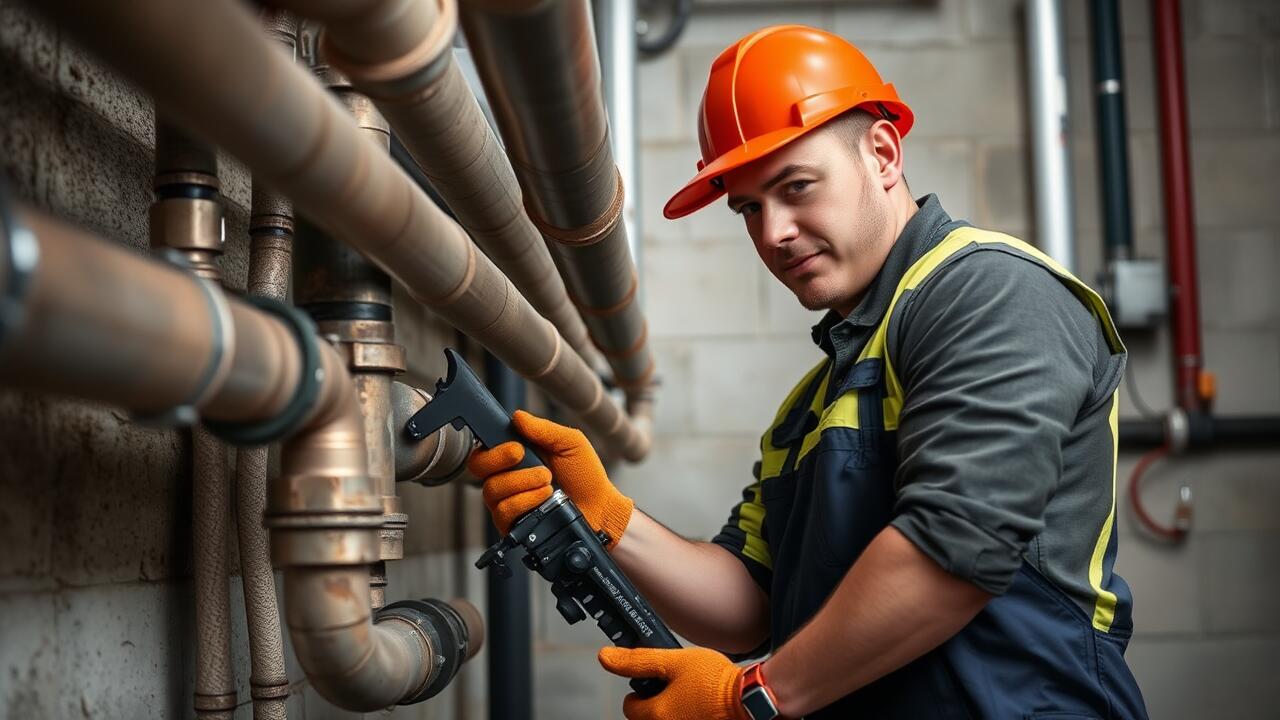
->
[734, 203, 760, 217]
[787, 180, 812, 194]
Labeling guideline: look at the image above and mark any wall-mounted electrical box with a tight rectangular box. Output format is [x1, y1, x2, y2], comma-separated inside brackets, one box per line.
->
[1106, 258, 1168, 329]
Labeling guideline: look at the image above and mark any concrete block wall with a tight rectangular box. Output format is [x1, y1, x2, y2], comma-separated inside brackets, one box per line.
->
[551, 0, 1277, 718]
[0, 4, 489, 718]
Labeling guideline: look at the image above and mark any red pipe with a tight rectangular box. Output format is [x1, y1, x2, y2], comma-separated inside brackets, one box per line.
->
[1152, 0, 1206, 413]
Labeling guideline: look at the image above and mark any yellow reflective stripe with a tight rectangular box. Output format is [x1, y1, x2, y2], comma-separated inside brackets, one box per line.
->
[876, 227, 1126, 413]
[1088, 392, 1121, 632]
[758, 359, 828, 480]
[739, 482, 772, 570]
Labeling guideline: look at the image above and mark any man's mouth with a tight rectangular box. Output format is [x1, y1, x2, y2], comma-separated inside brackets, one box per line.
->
[781, 252, 821, 274]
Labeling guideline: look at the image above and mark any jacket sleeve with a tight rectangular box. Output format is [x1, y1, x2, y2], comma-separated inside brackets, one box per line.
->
[711, 470, 773, 593]
[886, 247, 1104, 595]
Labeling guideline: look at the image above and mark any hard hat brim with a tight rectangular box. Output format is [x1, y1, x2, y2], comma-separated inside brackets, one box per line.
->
[662, 125, 810, 220]
[663, 99, 913, 220]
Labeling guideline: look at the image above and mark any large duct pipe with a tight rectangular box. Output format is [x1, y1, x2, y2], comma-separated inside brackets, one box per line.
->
[1025, 0, 1076, 271]
[0, 202, 483, 712]
[151, 120, 237, 720]
[284, 0, 597, 366]
[459, 0, 657, 396]
[233, 12, 298, 720]
[27, 0, 651, 461]
[1151, 0, 1205, 413]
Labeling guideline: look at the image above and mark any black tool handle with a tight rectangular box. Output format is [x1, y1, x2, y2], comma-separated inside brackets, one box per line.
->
[404, 348, 543, 470]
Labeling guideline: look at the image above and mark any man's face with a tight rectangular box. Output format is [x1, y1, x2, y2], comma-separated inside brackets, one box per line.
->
[722, 127, 893, 317]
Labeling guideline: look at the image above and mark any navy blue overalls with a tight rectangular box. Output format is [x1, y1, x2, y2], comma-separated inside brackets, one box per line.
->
[740, 227, 1149, 719]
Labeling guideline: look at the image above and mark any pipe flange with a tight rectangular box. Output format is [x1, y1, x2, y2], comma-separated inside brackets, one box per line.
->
[340, 341, 407, 373]
[204, 296, 323, 446]
[0, 179, 39, 348]
[132, 263, 236, 428]
[376, 598, 472, 704]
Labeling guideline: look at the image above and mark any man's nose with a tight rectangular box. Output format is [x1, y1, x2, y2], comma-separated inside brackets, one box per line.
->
[759, 205, 799, 249]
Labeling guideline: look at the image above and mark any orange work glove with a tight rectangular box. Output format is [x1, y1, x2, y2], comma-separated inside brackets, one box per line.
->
[466, 410, 634, 543]
[598, 646, 750, 720]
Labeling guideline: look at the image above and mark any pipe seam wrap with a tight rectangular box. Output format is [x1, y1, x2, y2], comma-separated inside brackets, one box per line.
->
[204, 296, 323, 445]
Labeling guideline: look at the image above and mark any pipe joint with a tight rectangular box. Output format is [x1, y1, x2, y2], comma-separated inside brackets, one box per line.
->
[339, 340, 407, 373]
[318, 0, 457, 90]
[193, 691, 238, 715]
[249, 681, 290, 702]
[204, 296, 324, 445]
[375, 598, 483, 704]
[131, 267, 236, 429]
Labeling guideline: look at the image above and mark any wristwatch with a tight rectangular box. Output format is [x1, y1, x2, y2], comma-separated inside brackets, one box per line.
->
[740, 661, 782, 720]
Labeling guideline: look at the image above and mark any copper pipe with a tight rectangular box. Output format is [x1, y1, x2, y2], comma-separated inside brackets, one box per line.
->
[287, 0, 598, 365]
[0, 203, 482, 713]
[233, 12, 297, 720]
[153, 121, 237, 720]
[459, 0, 656, 395]
[29, 0, 651, 460]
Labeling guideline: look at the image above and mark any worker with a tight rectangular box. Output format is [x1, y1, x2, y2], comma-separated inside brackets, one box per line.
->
[469, 24, 1149, 720]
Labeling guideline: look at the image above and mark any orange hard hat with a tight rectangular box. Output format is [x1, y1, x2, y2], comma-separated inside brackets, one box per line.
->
[663, 25, 914, 219]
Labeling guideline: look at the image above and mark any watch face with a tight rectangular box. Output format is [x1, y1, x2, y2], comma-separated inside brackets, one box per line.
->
[742, 687, 779, 720]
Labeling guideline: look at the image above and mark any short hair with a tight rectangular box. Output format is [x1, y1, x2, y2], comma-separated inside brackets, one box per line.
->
[822, 108, 879, 156]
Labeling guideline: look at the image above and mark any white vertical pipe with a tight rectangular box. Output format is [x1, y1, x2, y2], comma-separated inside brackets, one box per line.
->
[1026, 0, 1077, 272]
[594, 0, 642, 273]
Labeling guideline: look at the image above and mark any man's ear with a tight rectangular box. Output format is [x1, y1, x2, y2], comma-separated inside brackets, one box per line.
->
[864, 119, 905, 191]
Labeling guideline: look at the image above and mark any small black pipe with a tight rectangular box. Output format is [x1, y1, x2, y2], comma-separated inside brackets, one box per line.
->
[483, 352, 533, 720]
[1119, 415, 1280, 450]
[1088, 0, 1135, 261]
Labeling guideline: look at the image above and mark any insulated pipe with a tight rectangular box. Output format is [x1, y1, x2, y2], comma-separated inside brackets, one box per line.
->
[1089, 0, 1136, 261]
[1025, 0, 1077, 272]
[1151, 0, 1206, 413]
[27, 0, 651, 461]
[459, 0, 657, 395]
[286, 0, 598, 366]
[152, 121, 237, 720]
[0, 203, 483, 712]
[233, 12, 298, 719]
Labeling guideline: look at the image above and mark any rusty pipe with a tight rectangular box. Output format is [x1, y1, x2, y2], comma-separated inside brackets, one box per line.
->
[0, 203, 481, 712]
[459, 0, 656, 395]
[152, 121, 237, 720]
[28, 0, 651, 460]
[284, 0, 597, 366]
[233, 12, 297, 719]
